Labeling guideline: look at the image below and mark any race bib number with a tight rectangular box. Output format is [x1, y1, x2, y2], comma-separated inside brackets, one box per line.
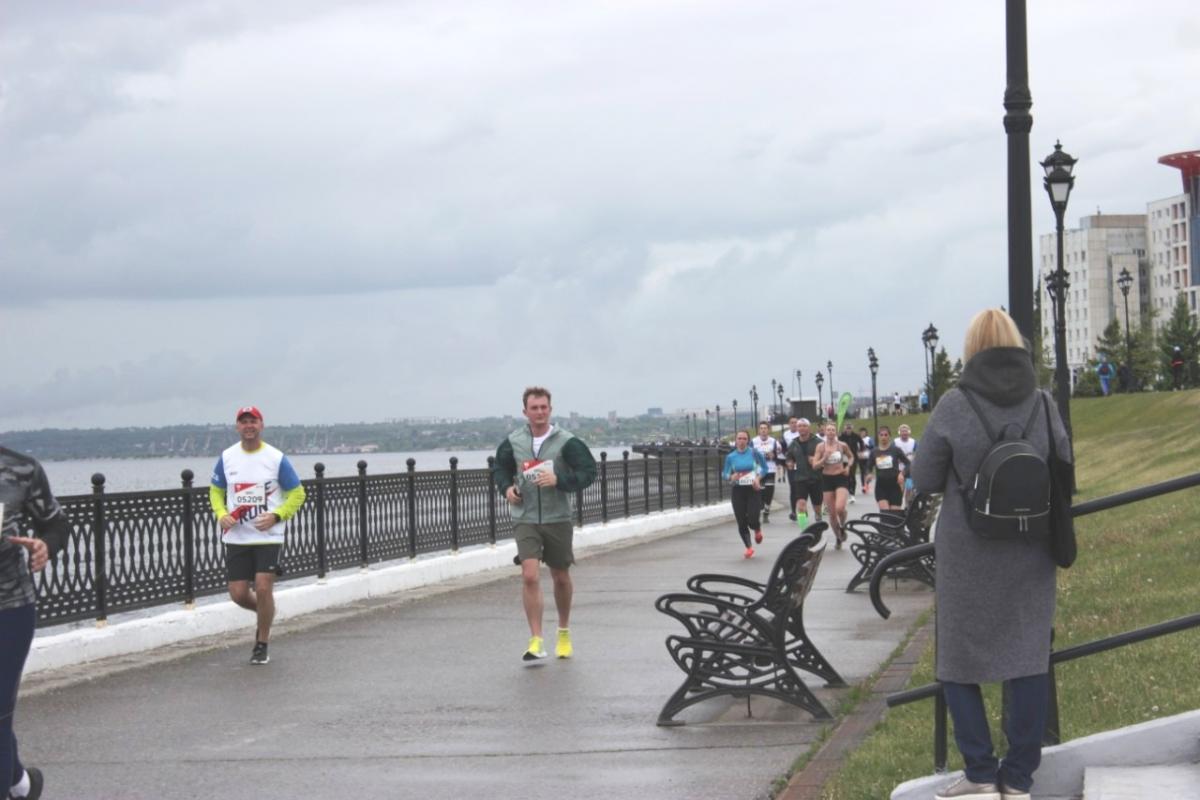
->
[737, 472, 757, 486]
[876, 455, 894, 470]
[858, 449, 870, 459]
[522, 459, 554, 479]
[233, 484, 266, 507]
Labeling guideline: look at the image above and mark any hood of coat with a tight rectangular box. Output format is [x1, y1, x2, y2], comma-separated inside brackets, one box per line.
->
[957, 346, 1036, 407]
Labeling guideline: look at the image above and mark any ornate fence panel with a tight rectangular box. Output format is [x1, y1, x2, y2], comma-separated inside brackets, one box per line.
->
[30, 448, 724, 628]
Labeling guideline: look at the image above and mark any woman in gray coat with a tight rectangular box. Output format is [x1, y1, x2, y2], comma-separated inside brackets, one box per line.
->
[912, 309, 1072, 800]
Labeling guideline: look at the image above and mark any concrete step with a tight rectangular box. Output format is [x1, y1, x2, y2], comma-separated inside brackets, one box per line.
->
[1084, 764, 1200, 799]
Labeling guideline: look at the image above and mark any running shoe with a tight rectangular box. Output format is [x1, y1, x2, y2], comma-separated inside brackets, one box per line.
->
[523, 635, 548, 663]
[754, 529, 763, 544]
[743, 547, 754, 559]
[250, 641, 269, 665]
[933, 776, 1000, 800]
[848, 495, 856, 505]
[12, 767, 43, 800]
[555, 628, 573, 659]
[787, 512, 796, 521]
[762, 511, 770, 524]
[999, 783, 1030, 800]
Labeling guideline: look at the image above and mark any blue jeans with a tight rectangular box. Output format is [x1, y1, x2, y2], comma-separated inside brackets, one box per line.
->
[1, 603, 36, 795]
[942, 674, 1049, 792]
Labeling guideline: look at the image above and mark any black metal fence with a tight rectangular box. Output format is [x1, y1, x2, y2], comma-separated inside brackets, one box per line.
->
[30, 448, 730, 629]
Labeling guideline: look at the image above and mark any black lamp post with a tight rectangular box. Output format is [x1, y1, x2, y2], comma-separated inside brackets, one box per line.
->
[1005, 0, 1035, 341]
[826, 360, 834, 412]
[794, 369, 802, 403]
[921, 326, 933, 391]
[705, 408, 711, 441]
[1041, 139, 1076, 441]
[923, 323, 940, 407]
[868, 347, 880, 442]
[770, 378, 778, 424]
[692, 412, 697, 441]
[732, 399, 738, 433]
[715, 404, 721, 441]
[776, 383, 784, 425]
[1117, 267, 1134, 373]
[815, 371, 824, 421]
[750, 385, 759, 429]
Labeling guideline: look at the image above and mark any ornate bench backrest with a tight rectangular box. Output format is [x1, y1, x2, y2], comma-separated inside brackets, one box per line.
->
[759, 525, 827, 617]
[906, 493, 943, 542]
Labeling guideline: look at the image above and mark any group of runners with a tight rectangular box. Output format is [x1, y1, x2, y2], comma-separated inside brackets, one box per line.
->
[720, 416, 920, 557]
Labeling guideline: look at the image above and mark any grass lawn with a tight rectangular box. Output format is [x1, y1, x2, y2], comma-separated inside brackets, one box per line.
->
[810, 389, 1200, 799]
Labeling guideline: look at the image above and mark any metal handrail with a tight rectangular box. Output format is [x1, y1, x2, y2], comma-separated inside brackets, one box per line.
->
[871, 469, 1200, 772]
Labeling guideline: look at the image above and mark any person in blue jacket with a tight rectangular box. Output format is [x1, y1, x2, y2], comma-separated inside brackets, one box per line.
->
[721, 430, 768, 558]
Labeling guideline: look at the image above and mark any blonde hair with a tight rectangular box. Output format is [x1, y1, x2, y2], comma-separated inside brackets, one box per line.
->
[963, 309, 1024, 361]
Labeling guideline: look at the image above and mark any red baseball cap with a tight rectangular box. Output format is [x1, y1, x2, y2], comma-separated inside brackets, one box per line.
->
[235, 406, 263, 422]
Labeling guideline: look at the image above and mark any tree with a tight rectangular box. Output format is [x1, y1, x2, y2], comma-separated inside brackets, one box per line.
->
[1130, 315, 1158, 391]
[1094, 317, 1124, 369]
[1157, 293, 1200, 389]
[928, 347, 956, 408]
[1073, 358, 1102, 397]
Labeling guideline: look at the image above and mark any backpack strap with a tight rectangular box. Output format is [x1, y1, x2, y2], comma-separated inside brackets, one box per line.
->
[1019, 391, 1043, 438]
[959, 388, 998, 443]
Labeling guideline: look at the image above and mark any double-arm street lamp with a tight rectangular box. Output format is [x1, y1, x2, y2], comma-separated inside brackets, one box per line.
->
[1117, 267, 1134, 372]
[1041, 140, 1077, 440]
[815, 372, 825, 421]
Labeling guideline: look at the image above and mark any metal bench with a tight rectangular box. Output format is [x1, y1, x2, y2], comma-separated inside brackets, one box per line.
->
[655, 523, 845, 726]
[844, 493, 941, 593]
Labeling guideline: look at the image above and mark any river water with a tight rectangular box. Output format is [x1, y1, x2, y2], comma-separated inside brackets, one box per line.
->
[39, 447, 637, 495]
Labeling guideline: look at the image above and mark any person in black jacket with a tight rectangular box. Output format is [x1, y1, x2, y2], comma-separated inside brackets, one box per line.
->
[839, 422, 864, 504]
[1, 448, 69, 800]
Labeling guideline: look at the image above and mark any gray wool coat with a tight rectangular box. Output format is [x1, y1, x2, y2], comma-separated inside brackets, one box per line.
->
[913, 347, 1072, 684]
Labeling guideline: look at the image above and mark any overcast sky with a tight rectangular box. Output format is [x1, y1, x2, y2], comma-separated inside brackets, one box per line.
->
[2, 1, 1198, 430]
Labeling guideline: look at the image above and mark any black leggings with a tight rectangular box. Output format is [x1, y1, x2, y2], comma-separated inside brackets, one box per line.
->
[760, 474, 775, 512]
[1, 603, 35, 795]
[730, 485, 762, 547]
[857, 460, 872, 491]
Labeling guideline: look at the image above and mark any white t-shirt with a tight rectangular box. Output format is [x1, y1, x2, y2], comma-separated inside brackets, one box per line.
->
[783, 430, 800, 447]
[532, 426, 555, 458]
[895, 436, 918, 461]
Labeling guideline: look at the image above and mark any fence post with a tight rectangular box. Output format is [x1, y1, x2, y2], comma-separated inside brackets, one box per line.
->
[717, 447, 724, 501]
[314, 463, 328, 580]
[449, 457, 460, 552]
[91, 473, 108, 627]
[687, 449, 695, 507]
[406, 458, 418, 559]
[357, 460, 370, 569]
[622, 451, 630, 518]
[575, 483, 584, 527]
[1045, 628, 1061, 744]
[643, 452, 651, 515]
[181, 469, 196, 609]
[703, 449, 710, 505]
[675, 449, 683, 510]
[600, 452, 609, 523]
[657, 453, 665, 512]
[486, 456, 498, 546]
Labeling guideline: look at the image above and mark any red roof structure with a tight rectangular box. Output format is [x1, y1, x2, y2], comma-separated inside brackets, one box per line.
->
[1159, 150, 1200, 193]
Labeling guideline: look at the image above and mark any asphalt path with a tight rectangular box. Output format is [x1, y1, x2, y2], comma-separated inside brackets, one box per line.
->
[17, 496, 933, 800]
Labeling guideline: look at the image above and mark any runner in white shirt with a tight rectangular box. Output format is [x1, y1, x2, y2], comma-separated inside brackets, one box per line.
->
[751, 422, 783, 526]
[894, 424, 918, 508]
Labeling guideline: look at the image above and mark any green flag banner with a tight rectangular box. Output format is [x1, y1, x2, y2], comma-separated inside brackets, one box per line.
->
[835, 392, 854, 431]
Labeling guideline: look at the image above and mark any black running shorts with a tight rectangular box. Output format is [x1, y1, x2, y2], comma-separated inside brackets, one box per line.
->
[794, 478, 822, 507]
[821, 473, 850, 493]
[875, 480, 904, 507]
[226, 543, 282, 582]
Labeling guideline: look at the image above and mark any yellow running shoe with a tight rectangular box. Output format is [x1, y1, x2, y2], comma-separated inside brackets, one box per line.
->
[523, 635, 547, 664]
[555, 628, 573, 659]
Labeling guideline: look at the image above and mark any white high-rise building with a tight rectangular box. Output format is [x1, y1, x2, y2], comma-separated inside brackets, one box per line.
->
[1038, 214, 1147, 371]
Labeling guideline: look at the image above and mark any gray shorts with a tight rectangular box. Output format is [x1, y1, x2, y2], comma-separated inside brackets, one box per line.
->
[514, 521, 575, 569]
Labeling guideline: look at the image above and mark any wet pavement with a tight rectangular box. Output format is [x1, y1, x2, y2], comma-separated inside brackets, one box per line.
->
[17, 499, 933, 799]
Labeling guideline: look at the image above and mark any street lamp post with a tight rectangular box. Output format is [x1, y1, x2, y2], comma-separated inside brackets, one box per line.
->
[705, 408, 711, 441]
[715, 404, 721, 441]
[1041, 140, 1077, 441]
[1005, 0, 1035, 341]
[1117, 267, 1134, 374]
[751, 386, 759, 428]
[815, 372, 824, 421]
[770, 378, 778, 424]
[826, 360, 834, 414]
[868, 347, 880, 442]
[923, 323, 940, 407]
[795, 369, 802, 403]
[732, 399, 738, 434]
[776, 383, 785, 426]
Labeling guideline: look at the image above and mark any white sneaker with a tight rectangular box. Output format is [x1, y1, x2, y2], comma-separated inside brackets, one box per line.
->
[999, 784, 1031, 800]
[848, 495, 856, 504]
[934, 775, 1000, 800]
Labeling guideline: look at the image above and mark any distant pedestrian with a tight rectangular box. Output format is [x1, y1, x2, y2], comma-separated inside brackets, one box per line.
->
[2, 447, 69, 800]
[1116, 363, 1132, 393]
[839, 422, 863, 504]
[870, 426, 908, 512]
[911, 308, 1070, 800]
[722, 430, 768, 558]
[210, 406, 307, 665]
[751, 421, 782, 526]
[893, 392, 903, 414]
[492, 387, 596, 664]
[813, 422, 854, 547]
[856, 426, 875, 494]
[785, 419, 823, 528]
[920, 389, 930, 412]
[894, 424, 918, 508]
[1096, 359, 1115, 396]
[1171, 346, 1185, 390]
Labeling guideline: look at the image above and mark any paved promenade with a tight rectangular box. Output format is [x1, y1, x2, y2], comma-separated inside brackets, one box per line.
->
[19, 501, 932, 800]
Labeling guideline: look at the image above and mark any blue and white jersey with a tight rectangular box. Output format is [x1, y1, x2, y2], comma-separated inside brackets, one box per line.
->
[211, 443, 301, 545]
